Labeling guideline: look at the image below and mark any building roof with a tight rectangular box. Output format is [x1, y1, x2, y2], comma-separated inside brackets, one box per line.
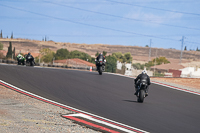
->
[54, 58, 96, 67]
[150, 63, 185, 70]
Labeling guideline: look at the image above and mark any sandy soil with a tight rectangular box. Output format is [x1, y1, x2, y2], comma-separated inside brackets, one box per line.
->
[151, 77, 200, 89]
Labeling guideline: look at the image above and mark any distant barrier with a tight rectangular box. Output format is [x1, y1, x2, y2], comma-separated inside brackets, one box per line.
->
[0, 59, 96, 71]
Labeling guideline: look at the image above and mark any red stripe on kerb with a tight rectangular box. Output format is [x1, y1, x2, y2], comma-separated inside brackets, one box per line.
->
[91, 116, 143, 133]
[63, 116, 120, 133]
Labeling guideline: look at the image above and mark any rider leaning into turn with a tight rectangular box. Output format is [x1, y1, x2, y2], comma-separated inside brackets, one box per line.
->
[26, 52, 34, 61]
[134, 70, 151, 96]
[17, 53, 24, 60]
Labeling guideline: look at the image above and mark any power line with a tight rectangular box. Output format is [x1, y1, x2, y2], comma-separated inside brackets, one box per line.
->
[0, 4, 177, 41]
[1, 4, 200, 45]
[43, 0, 200, 31]
[106, 0, 200, 17]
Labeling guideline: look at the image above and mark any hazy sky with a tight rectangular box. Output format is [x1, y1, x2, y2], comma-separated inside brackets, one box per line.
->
[1, 0, 200, 50]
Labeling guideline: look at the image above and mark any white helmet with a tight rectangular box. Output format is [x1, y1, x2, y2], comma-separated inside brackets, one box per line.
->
[142, 70, 147, 74]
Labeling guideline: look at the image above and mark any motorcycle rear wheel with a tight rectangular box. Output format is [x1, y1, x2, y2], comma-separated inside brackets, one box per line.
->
[99, 66, 102, 75]
[138, 90, 145, 103]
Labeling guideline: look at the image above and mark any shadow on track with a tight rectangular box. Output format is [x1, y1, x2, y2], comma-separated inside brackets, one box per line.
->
[123, 100, 138, 103]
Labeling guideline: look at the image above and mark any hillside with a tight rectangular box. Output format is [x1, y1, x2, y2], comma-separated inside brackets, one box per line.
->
[1, 38, 200, 65]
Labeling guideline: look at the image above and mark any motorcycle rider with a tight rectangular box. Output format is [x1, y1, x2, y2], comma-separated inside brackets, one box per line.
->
[26, 52, 35, 65]
[95, 53, 106, 68]
[134, 70, 151, 96]
[17, 53, 25, 65]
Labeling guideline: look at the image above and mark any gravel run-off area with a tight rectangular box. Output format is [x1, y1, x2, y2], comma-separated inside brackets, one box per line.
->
[0, 85, 100, 133]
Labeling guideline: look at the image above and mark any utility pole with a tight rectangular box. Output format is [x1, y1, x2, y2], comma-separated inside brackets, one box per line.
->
[53, 57, 55, 65]
[180, 36, 185, 64]
[148, 39, 152, 62]
[154, 49, 157, 76]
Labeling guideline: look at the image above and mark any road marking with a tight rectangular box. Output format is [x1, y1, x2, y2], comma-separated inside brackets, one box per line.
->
[63, 113, 144, 133]
[0, 80, 149, 133]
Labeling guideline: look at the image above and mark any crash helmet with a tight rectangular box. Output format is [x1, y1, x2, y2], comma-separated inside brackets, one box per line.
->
[142, 70, 147, 74]
[28, 52, 31, 55]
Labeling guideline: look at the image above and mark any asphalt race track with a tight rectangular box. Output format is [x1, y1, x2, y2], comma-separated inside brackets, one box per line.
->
[0, 64, 200, 133]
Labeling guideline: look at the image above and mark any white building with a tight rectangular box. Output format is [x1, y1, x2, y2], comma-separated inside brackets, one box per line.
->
[191, 68, 200, 78]
[180, 67, 195, 77]
[117, 61, 123, 70]
[124, 63, 132, 76]
[180, 67, 200, 78]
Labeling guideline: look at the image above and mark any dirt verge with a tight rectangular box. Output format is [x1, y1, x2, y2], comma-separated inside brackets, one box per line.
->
[0, 86, 99, 133]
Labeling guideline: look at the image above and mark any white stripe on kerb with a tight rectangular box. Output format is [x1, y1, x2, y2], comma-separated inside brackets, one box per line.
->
[64, 113, 149, 133]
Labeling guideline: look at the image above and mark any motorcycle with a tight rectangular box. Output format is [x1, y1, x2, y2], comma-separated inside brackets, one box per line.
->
[26, 56, 35, 66]
[96, 58, 106, 75]
[17, 56, 25, 65]
[136, 80, 148, 103]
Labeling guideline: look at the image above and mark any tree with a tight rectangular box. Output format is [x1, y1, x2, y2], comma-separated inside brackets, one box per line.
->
[39, 48, 55, 63]
[196, 47, 200, 51]
[11, 32, 13, 39]
[0, 42, 3, 50]
[105, 55, 117, 73]
[69, 50, 94, 63]
[95, 51, 99, 57]
[145, 56, 170, 69]
[6, 42, 12, 59]
[55, 48, 69, 60]
[145, 45, 149, 47]
[103, 51, 107, 56]
[184, 46, 187, 51]
[12, 47, 16, 60]
[132, 63, 144, 70]
[124, 52, 132, 63]
[112, 52, 125, 62]
[0, 30, 2, 38]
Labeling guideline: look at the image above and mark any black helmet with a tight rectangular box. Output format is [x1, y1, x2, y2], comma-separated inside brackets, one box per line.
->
[28, 52, 30, 55]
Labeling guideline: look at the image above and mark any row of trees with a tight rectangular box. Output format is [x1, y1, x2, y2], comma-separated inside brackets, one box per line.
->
[35, 48, 96, 64]
[0, 30, 13, 39]
[184, 46, 200, 51]
[132, 57, 170, 70]
[35, 49, 133, 73]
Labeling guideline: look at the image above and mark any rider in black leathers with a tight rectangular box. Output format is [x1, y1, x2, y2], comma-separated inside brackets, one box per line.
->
[134, 70, 151, 96]
[26, 52, 35, 65]
[95, 53, 105, 67]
